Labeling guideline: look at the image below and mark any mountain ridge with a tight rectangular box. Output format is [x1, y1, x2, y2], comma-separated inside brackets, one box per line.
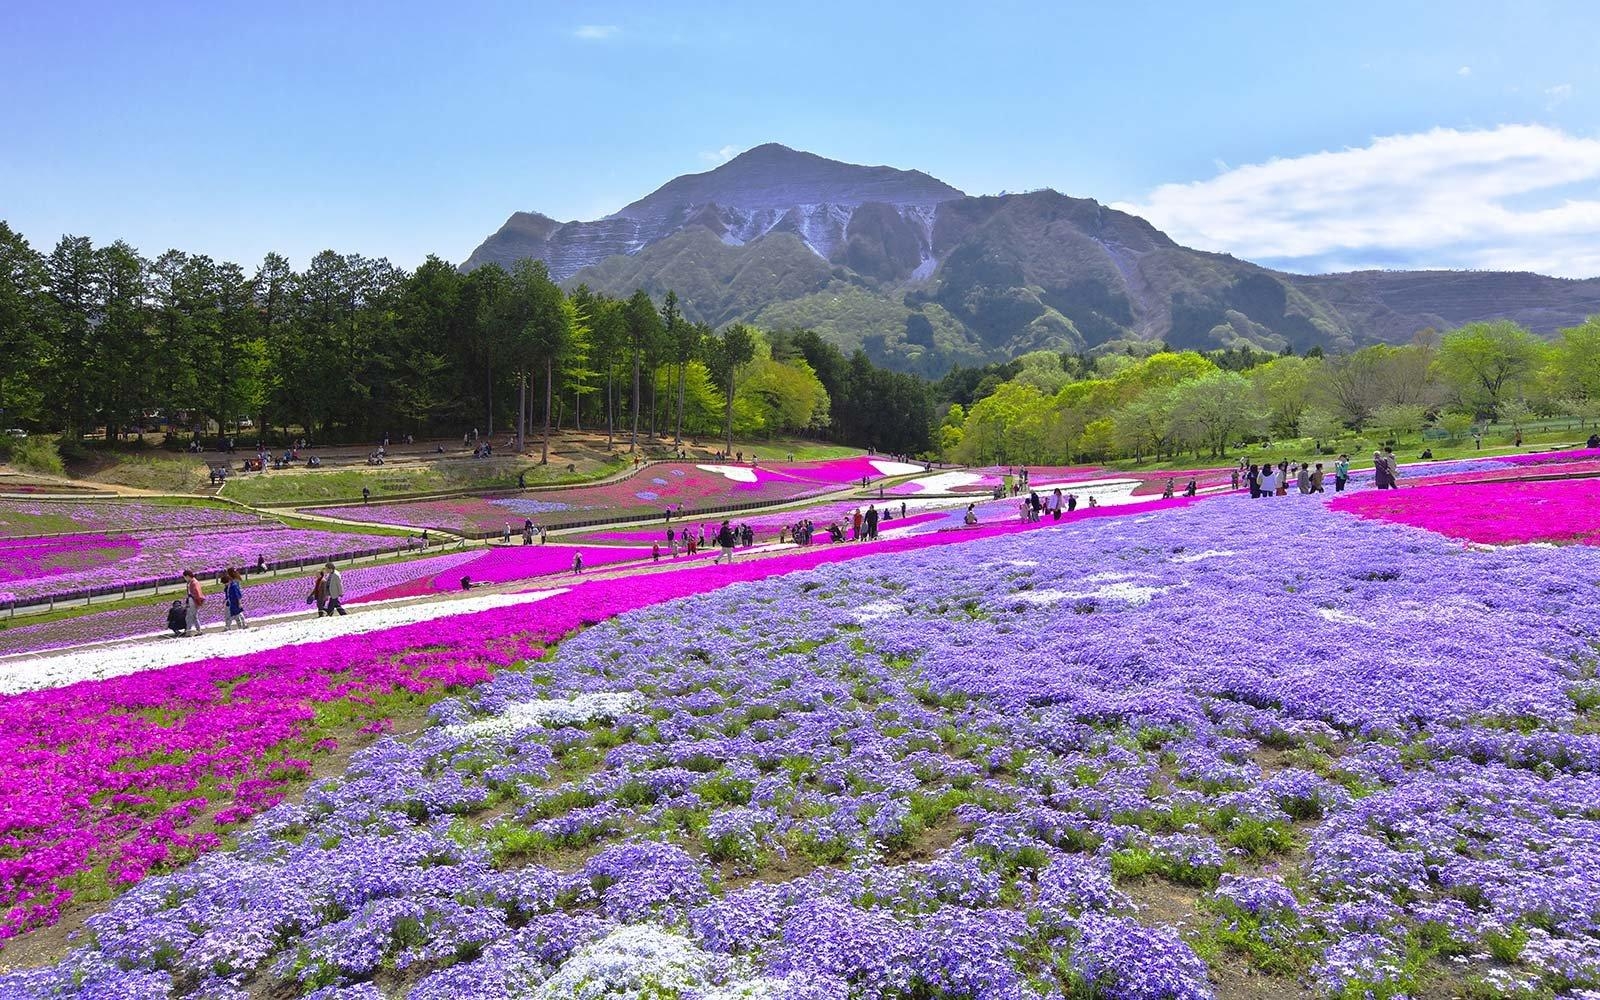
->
[463, 145, 1600, 376]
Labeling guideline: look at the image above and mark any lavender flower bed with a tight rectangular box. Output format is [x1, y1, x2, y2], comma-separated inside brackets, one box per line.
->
[0, 500, 261, 538]
[0, 550, 481, 656]
[10, 496, 1600, 999]
[0, 526, 405, 603]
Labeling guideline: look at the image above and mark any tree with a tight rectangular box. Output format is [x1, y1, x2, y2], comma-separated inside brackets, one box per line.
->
[1298, 409, 1341, 452]
[1112, 390, 1175, 463]
[501, 259, 569, 462]
[1434, 321, 1545, 419]
[92, 241, 152, 441]
[1248, 355, 1319, 437]
[1548, 316, 1600, 404]
[711, 323, 757, 456]
[1371, 403, 1428, 445]
[1438, 411, 1475, 441]
[1169, 371, 1257, 457]
[623, 290, 662, 452]
[661, 291, 698, 446]
[45, 235, 98, 437]
[0, 223, 48, 428]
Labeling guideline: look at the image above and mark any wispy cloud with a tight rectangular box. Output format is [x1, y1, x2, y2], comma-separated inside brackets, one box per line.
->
[1114, 124, 1600, 278]
[699, 144, 741, 165]
[1457, 65, 1472, 77]
[1546, 83, 1574, 109]
[572, 24, 619, 41]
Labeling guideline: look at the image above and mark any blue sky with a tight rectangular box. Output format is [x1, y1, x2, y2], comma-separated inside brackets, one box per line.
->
[3, 0, 1598, 275]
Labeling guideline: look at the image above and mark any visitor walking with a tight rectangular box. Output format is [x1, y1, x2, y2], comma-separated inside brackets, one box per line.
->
[181, 569, 205, 636]
[1310, 463, 1326, 493]
[667, 527, 678, 556]
[310, 568, 329, 616]
[865, 504, 879, 540]
[324, 562, 347, 616]
[572, 552, 584, 574]
[1334, 454, 1350, 492]
[1372, 450, 1391, 489]
[1051, 488, 1064, 520]
[716, 520, 736, 564]
[1260, 464, 1278, 496]
[223, 568, 246, 629]
[1296, 463, 1311, 495]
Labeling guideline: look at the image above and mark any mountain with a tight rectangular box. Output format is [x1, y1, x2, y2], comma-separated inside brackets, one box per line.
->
[462, 144, 961, 281]
[464, 145, 1600, 376]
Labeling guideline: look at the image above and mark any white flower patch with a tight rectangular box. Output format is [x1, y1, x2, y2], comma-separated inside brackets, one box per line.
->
[0, 588, 569, 695]
[868, 459, 924, 477]
[1013, 581, 1174, 606]
[1318, 608, 1376, 628]
[538, 924, 711, 1000]
[1169, 549, 1236, 563]
[903, 471, 981, 493]
[849, 600, 903, 622]
[452, 691, 643, 739]
[697, 464, 759, 484]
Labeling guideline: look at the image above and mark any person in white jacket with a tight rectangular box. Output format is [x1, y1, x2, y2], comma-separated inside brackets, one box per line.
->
[324, 562, 347, 616]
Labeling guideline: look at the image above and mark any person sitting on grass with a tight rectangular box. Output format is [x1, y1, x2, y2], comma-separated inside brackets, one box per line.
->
[460, 575, 473, 590]
[963, 504, 979, 526]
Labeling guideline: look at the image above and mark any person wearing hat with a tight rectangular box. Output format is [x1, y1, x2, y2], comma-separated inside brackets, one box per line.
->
[324, 561, 347, 616]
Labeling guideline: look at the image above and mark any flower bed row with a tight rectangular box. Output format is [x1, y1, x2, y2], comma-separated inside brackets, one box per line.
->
[0, 500, 262, 539]
[8, 493, 1600, 998]
[0, 525, 405, 603]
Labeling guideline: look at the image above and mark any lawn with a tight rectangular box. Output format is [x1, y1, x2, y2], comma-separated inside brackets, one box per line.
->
[221, 455, 627, 507]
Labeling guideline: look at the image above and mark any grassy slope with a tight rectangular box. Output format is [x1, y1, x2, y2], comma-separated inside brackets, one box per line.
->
[1115, 425, 1592, 474]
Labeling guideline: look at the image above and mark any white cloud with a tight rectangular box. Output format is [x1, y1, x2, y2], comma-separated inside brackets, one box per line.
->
[1458, 65, 1472, 76]
[572, 24, 619, 40]
[1114, 124, 1600, 278]
[699, 144, 741, 165]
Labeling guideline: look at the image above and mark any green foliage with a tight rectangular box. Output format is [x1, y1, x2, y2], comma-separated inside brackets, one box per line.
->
[1435, 320, 1548, 419]
[5, 435, 65, 476]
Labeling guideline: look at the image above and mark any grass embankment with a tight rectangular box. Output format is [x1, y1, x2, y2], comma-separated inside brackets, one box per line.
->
[223, 455, 628, 506]
[716, 437, 863, 462]
[1117, 424, 1594, 474]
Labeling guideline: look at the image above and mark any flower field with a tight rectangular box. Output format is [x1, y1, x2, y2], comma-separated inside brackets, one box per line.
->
[1333, 477, 1600, 545]
[0, 525, 405, 603]
[0, 500, 262, 538]
[299, 458, 922, 534]
[6, 489, 1599, 999]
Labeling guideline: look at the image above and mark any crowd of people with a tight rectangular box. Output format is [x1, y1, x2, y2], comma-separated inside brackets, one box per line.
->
[1240, 452, 1367, 497]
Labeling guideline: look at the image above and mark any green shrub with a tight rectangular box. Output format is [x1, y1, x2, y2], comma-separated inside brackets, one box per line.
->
[7, 436, 65, 476]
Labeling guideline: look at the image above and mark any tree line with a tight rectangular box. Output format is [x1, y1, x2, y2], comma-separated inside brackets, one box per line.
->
[0, 221, 937, 457]
[938, 318, 1600, 464]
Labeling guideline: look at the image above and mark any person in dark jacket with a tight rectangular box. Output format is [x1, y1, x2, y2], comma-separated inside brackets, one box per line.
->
[716, 520, 736, 564]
